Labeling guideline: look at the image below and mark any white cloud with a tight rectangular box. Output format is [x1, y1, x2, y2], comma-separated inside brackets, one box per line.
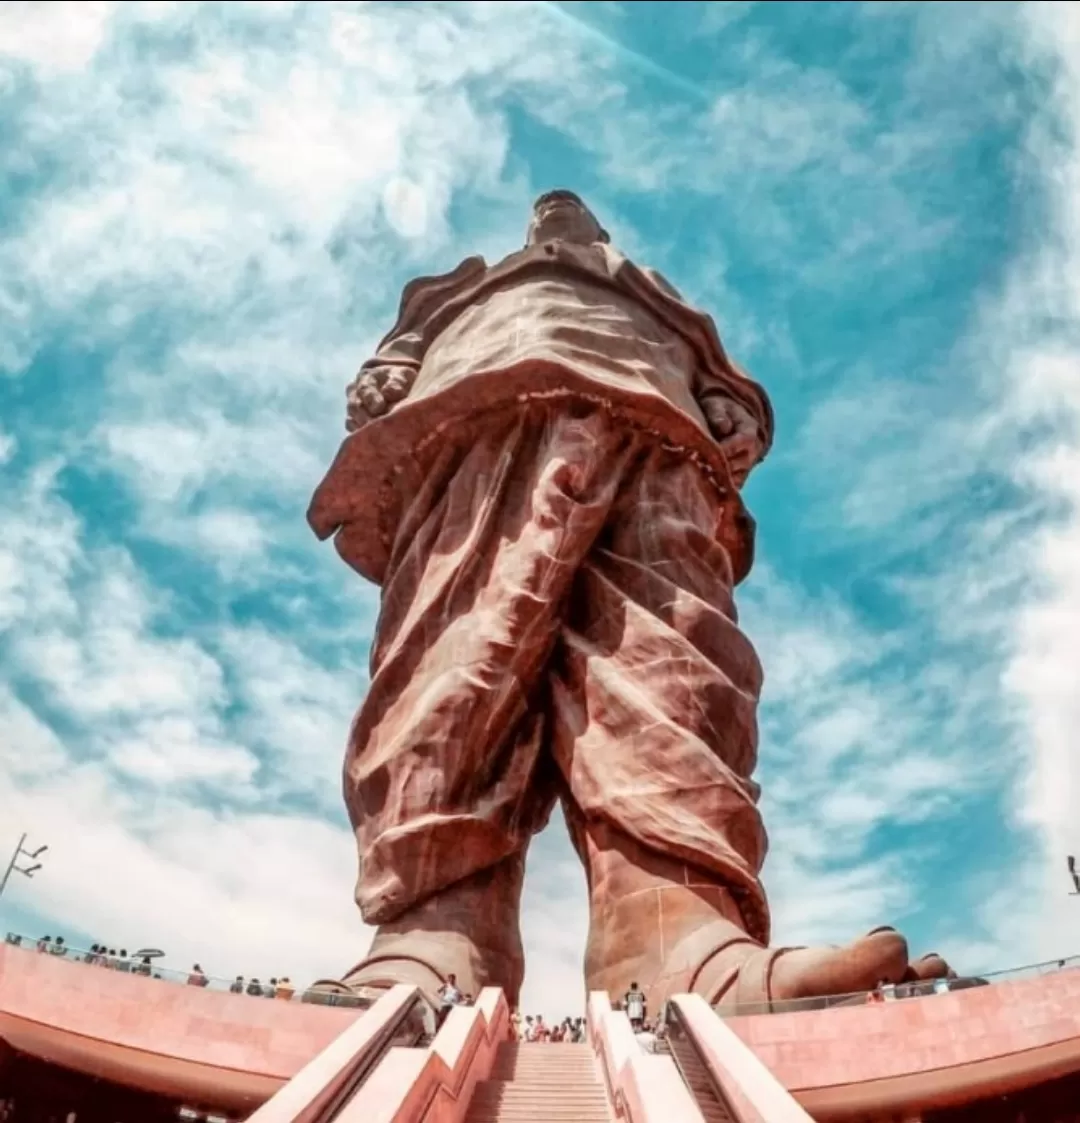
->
[0, 456, 365, 981]
[0, 718, 364, 984]
[760, 1, 1080, 971]
[931, 1, 1080, 967]
[217, 626, 364, 806]
[978, 2, 1080, 965]
[0, 0, 616, 1018]
[0, 2, 115, 75]
[3, 0, 1079, 1033]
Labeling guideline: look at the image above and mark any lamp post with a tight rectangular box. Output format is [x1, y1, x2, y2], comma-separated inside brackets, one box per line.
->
[0, 833, 48, 900]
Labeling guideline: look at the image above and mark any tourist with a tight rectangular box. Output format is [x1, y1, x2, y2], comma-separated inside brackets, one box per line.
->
[276, 976, 295, 1000]
[134, 956, 152, 977]
[36, 934, 51, 953]
[866, 979, 897, 1004]
[230, 975, 244, 994]
[187, 964, 209, 987]
[436, 973, 462, 1027]
[49, 936, 67, 957]
[624, 981, 647, 1030]
[115, 948, 131, 972]
[265, 978, 279, 997]
[246, 978, 263, 996]
[509, 1008, 522, 1041]
[533, 1015, 550, 1042]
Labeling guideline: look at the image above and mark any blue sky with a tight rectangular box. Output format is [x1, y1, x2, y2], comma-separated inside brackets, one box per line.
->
[1, 0, 1078, 1020]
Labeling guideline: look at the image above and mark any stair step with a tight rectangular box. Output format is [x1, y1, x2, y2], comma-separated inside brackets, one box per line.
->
[493, 1061, 597, 1067]
[467, 1114, 609, 1121]
[467, 1116, 609, 1121]
[465, 1045, 612, 1123]
[469, 1106, 607, 1111]
[473, 1084, 605, 1093]
[492, 1059, 597, 1067]
[490, 1069, 598, 1078]
[465, 1108, 611, 1119]
[471, 1092, 607, 1102]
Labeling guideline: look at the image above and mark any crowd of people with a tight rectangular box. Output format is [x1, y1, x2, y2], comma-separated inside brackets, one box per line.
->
[8, 934, 300, 1002]
[509, 1012, 588, 1042]
[432, 975, 662, 1050]
[13, 934, 670, 1048]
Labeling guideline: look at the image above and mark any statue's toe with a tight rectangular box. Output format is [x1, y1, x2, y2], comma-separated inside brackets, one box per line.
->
[769, 927, 910, 1002]
[904, 952, 952, 982]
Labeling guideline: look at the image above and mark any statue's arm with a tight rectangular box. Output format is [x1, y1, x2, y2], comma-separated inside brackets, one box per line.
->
[346, 255, 487, 432]
[695, 364, 774, 488]
[346, 335, 424, 431]
[640, 265, 774, 487]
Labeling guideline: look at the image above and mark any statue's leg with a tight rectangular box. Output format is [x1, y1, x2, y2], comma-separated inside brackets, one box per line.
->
[551, 444, 948, 1012]
[550, 440, 768, 1012]
[330, 406, 640, 1007]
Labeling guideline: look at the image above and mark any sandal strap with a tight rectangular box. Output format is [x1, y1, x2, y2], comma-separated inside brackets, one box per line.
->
[688, 936, 760, 1003]
[701, 945, 805, 1010]
[732, 946, 801, 1008]
[342, 952, 446, 993]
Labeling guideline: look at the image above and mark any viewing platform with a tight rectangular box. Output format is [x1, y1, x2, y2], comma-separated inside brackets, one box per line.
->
[0, 937, 1077, 1121]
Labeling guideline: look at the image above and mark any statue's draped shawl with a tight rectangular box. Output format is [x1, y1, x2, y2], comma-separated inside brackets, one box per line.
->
[309, 241, 774, 587]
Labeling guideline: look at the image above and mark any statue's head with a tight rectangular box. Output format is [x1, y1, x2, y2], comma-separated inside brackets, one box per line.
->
[527, 189, 610, 247]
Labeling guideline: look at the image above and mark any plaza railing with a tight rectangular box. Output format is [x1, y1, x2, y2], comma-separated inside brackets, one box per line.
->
[707, 952, 1080, 1017]
[3, 933, 365, 1007]
[8, 931, 1079, 1019]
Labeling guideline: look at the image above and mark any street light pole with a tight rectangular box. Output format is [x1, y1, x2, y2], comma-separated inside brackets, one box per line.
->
[0, 834, 47, 901]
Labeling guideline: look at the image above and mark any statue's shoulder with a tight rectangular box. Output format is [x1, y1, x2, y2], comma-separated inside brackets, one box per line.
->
[397, 255, 488, 320]
[637, 264, 685, 303]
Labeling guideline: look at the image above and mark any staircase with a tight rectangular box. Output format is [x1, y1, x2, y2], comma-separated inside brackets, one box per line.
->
[464, 1041, 612, 1122]
[657, 1035, 735, 1123]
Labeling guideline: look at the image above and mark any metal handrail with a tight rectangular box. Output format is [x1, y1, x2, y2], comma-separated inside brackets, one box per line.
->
[708, 952, 1080, 1017]
[309, 991, 435, 1122]
[246, 987, 437, 1123]
[662, 1000, 740, 1122]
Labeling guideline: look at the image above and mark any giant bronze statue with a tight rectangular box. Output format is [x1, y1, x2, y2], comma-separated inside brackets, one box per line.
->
[308, 191, 951, 1013]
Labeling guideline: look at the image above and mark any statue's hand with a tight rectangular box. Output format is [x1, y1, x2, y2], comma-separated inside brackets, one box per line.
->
[700, 394, 765, 486]
[345, 365, 416, 432]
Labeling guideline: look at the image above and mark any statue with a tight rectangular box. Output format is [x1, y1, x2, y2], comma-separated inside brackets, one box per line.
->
[307, 191, 952, 1013]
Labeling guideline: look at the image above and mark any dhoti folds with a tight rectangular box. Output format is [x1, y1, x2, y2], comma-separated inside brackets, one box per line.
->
[343, 400, 770, 1005]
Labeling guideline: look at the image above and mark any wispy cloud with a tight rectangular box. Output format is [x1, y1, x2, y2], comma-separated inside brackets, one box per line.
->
[1, 0, 1078, 1027]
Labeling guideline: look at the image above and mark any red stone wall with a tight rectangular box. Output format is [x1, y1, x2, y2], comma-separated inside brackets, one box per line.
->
[922, 1066, 1080, 1121]
[0, 1049, 191, 1123]
[728, 967, 1080, 1116]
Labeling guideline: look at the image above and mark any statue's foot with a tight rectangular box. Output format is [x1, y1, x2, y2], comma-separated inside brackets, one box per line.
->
[303, 882, 526, 1009]
[689, 924, 954, 1013]
[303, 955, 445, 1008]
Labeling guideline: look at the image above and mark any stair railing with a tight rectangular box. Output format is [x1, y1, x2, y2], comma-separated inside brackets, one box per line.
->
[663, 995, 814, 1123]
[246, 984, 436, 1123]
[334, 987, 508, 1123]
[587, 991, 707, 1123]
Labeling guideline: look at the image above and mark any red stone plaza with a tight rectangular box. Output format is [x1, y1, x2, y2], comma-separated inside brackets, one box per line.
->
[0, 935, 1078, 1121]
